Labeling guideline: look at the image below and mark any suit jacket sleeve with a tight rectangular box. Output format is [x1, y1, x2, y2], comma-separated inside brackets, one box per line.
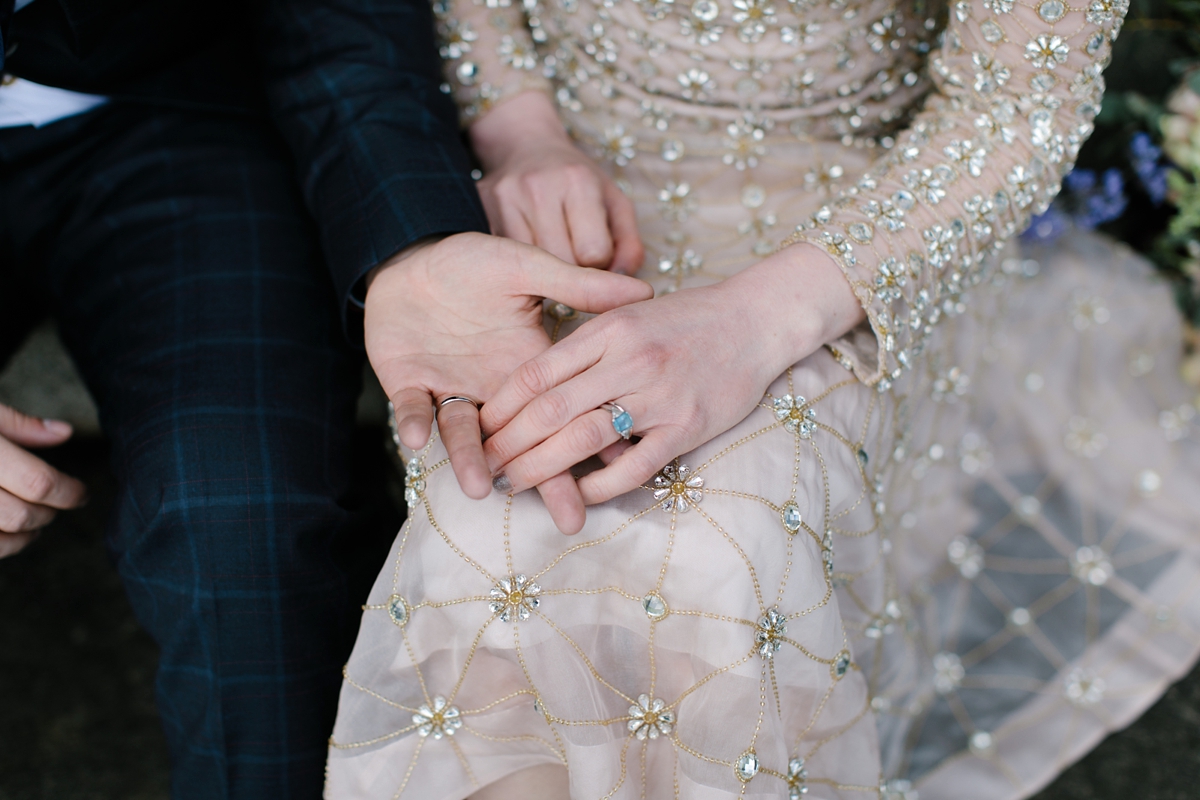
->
[257, 0, 491, 342]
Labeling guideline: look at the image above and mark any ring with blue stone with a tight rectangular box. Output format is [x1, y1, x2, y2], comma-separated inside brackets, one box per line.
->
[601, 402, 634, 440]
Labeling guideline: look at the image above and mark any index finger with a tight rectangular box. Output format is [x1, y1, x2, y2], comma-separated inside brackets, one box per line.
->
[479, 327, 605, 438]
[0, 437, 87, 510]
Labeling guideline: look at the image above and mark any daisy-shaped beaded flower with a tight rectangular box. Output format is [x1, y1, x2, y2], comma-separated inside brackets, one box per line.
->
[488, 574, 542, 622]
[786, 756, 809, 797]
[413, 696, 462, 739]
[652, 462, 704, 512]
[773, 394, 817, 438]
[755, 607, 788, 658]
[404, 458, 426, 507]
[627, 694, 674, 740]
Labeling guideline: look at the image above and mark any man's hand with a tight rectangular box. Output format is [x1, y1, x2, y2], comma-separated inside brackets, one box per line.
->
[0, 404, 87, 558]
[364, 232, 652, 531]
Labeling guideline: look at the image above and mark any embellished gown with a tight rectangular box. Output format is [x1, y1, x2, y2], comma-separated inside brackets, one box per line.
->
[325, 0, 1200, 796]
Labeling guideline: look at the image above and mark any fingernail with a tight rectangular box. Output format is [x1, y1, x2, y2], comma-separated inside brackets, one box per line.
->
[42, 419, 72, 436]
[492, 473, 512, 494]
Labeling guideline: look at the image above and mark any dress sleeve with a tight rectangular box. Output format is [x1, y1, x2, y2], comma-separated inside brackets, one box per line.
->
[432, 0, 553, 124]
[783, 0, 1126, 387]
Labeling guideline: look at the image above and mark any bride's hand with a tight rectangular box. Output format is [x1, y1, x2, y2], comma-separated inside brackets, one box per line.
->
[470, 91, 644, 274]
[479, 244, 866, 518]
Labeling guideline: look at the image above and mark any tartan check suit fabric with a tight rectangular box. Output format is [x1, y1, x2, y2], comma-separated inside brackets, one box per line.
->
[0, 0, 491, 797]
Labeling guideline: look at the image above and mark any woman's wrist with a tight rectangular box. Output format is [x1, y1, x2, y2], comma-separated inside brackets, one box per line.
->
[718, 244, 867, 377]
[468, 90, 571, 172]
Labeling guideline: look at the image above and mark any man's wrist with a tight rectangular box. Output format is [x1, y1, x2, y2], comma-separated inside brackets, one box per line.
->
[366, 235, 451, 292]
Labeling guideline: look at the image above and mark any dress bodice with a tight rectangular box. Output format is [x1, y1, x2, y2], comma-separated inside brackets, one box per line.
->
[434, 0, 1125, 386]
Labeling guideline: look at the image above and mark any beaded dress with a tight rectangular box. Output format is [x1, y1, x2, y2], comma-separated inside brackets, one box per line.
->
[324, 0, 1200, 796]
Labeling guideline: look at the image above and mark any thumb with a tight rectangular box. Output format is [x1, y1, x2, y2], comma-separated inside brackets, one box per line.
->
[0, 404, 74, 448]
[519, 248, 654, 314]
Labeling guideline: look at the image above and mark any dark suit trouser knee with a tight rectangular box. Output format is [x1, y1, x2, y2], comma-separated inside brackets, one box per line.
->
[0, 105, 377, 800]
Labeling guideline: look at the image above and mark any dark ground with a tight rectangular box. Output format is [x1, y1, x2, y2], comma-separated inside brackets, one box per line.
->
[1, 434, 1198, 800]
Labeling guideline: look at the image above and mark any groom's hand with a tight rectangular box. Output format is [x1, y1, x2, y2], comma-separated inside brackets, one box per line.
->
[364, 232, 652, 530]
[0, 403, 87, 558]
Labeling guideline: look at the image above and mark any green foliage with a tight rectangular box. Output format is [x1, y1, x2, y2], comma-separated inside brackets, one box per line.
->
[1075, 0, 1200, 325]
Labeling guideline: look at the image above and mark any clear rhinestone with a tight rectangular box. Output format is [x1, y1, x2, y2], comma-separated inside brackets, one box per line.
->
[948, 537, 984, 579]
[832, 650, 852, 679]
[547, 302, 577, 320]
[1064, 668, 1105, 706]
[1037, 0, 1065, 21]
[1071, 546, 1113, 586]
[627, 694, 674, 740]
[755, 608, 788, 658]
[781, 502, 802, 533]
[969, 731, 994, 753]
[1137, 469, 1162, 497]
[386, 594, 409, 626]
[1009, 607, 1032, 628]
[1086, 31, 1105, 55]
[849, 222, 874, 242]
[642, 592, 668, 619]
[736, 77, 762, 96]
[661, 139, 686, 161]
[413, 696, 462, 739]
[692, 0, 720, 21]
[786, 756, 808, 797]
[1030, 71, 1057, 92]
[456, 61, 479, 85]
[933, 651, 965, 694]
[1016, 495, 1041, 520]
[981, 19, 1004, 42]
[1129, 351, 1155, 376]
[740, 183, 766, 208]
[734, 750, 759, 782]
[1153, 606, 1175, 629]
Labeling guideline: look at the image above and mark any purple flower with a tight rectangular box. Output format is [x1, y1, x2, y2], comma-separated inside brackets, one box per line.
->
[1076, 168, 1127, 228]
[1129, 132, 1170, 204]
[1022, 204, 1071, 243]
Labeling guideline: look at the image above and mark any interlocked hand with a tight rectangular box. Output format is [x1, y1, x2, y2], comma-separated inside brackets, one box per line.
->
[365, 233, 652, 532]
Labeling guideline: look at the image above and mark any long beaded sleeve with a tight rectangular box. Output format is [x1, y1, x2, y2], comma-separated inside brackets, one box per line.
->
[783, 0, 1125, 387]
[433, 0, 553, 124]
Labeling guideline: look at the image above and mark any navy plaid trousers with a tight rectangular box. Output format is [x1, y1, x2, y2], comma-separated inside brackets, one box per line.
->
[0, 104, 389, 799]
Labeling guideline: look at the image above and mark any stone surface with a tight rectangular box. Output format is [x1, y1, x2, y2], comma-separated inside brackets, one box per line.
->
[0, 322, 100, 435]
